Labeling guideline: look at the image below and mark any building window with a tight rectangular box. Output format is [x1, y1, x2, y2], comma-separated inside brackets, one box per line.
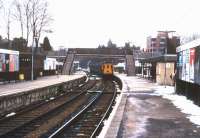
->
[160, 43, 166, 47]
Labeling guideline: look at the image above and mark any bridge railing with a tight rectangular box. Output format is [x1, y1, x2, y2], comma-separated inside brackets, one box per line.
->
[68, 48, 133, 55]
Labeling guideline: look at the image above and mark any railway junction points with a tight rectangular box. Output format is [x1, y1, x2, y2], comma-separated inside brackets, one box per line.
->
[0, 73, 200, 137]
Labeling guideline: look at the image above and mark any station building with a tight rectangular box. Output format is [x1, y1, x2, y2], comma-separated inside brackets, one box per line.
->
[135, 31, 180, 86]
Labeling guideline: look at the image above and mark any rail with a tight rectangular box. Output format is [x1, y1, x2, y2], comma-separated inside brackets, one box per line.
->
[48, 92, 102, 138]
[90, 82, 117, 137]
[48, 80, 117, 137]
[0, 79, 97, 138]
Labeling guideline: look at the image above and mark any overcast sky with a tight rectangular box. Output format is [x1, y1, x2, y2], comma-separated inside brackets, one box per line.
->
[1, 0, 200, 49]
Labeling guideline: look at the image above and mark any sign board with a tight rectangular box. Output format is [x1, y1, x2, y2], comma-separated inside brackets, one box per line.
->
[185, 49, 190, 82]
[189, 48, 195, 82]
[178, 52, 182, 80]
[182, 50, 186, 81]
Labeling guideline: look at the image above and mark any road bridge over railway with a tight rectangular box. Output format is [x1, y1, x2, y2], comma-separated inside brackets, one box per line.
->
[74, 54, 126, 65]
[62, 53, 135, 76]
[61, 48, 136, 76]
[75, 53, 125, 59]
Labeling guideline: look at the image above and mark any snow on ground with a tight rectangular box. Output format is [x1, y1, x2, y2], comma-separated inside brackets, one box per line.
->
[154, 85, 200, 126]
[73, 71, 87, 75]
[99, 74, 200, 137]
[119, 74, 200, 126]
[128, 98, 148, 138]
[6, 112, 16, 117]
[120, 74, 200, 126]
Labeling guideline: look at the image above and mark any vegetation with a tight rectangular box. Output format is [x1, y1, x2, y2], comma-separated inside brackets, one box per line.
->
[41, 36, 52, 51]
[0, 0, 53, 51]
[98, 39, 140, 55]
[12, 37, 27, 51]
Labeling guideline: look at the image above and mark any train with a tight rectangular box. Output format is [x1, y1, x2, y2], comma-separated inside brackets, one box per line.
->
[89, 62, 114, 76]
[88, 62, 123, 89]
[101, 63, 113, 75]
[0, 48, 60, 82]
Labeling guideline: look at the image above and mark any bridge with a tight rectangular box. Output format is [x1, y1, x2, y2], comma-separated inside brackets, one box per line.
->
[47, 48, 135, 76]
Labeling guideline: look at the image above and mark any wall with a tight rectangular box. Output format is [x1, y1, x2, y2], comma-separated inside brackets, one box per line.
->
[0, 76, 86, 117]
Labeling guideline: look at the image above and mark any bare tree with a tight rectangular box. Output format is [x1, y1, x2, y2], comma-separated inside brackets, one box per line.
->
[13, 0, 24, 38]
[0, 0, 3, 9]
[24, 0, 31, 46]
[29, 0, 52, 47]
[0, 3, 12, 48]
[3, 4, 12, 41]
[11, 0, 52, 47]
[0, 0, 3, 33]
[12, 0, 33, 46]
[7, 9, 11, 41]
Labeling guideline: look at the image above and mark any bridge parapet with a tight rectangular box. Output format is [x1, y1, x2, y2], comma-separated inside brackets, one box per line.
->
[68, 48, 133, 55]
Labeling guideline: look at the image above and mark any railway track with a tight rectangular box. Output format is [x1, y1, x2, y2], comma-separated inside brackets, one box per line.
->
[0, 79, 100, 138]
[47, 80, 117, 138]
[0, 77, 120, 138]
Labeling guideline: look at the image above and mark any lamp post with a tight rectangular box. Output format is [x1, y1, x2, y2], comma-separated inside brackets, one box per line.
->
[31, 36, 38, 81]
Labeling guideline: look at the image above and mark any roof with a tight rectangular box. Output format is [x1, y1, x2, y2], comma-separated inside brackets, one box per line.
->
[0, 48, 19, 55]
[140, 54, 177, 63]
[176, 38, 200, 52]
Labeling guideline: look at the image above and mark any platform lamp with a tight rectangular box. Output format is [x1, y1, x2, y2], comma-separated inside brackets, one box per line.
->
[31, 36, 38, 81]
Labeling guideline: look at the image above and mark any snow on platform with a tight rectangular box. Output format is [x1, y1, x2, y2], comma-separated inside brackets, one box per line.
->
[102, 74, 200, 138]
[0, 75, 84, 97]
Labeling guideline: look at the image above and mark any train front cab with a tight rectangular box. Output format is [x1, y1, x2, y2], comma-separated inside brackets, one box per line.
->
[101, 63, 113, 75]
[101, 63, 113, 81]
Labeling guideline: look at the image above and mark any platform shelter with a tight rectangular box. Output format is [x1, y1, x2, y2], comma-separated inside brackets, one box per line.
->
[138, 54, 177, 86]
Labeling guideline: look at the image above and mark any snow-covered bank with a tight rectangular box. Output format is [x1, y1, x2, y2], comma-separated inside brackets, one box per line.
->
[119, 74, 200, 126]
[120, 74, 200, 126]
[154, 85, 200, 126]
[99, 74, 200, 137]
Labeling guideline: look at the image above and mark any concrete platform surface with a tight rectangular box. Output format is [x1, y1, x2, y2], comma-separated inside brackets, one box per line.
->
[0, 75, 84, 97]
[104, 75, 200, 138]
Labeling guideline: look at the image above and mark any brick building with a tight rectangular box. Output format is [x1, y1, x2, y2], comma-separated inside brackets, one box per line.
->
[146, 31, 180, 56]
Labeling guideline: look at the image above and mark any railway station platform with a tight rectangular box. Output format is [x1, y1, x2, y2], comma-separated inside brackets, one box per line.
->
[0, 75, 86, 117]
[102, 75, 200, 138]
[0, 75, 84, 97]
